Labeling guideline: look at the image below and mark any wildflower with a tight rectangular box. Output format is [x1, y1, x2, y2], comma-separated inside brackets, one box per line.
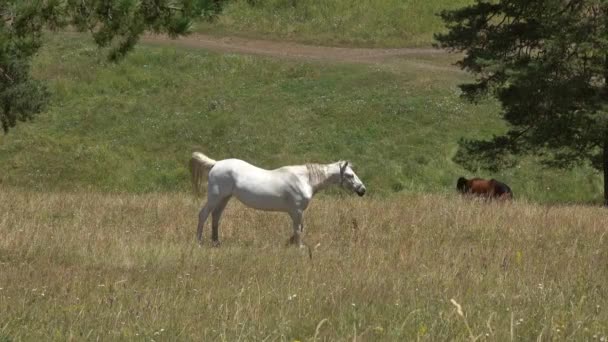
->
[450, 299, 463, 316]
[515, 251, 522, 264]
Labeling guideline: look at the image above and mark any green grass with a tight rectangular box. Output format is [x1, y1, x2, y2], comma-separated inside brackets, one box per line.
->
[0, 33, 603, 203]
[196, 0, 474, 47]
[1, 189, 607, 340]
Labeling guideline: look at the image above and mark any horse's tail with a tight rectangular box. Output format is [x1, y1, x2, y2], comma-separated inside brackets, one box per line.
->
[189, 152, 217, 196]
[492, 179, 514, 200]
[505, 185, 514, 200]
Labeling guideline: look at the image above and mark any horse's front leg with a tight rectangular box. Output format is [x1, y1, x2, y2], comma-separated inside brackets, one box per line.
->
[285, 210, 302, 246]
[287, 209, 312, 259]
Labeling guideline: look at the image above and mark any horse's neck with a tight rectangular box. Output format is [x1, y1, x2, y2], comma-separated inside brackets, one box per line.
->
[306, 163, 341, 193]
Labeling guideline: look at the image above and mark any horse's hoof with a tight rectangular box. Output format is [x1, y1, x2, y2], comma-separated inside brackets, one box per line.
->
[212, 240, 221, 248]
[297, 244, 313, 259]
[286, 236, 297, 246]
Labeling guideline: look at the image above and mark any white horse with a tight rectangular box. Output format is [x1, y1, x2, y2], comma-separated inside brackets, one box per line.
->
[189, 151, 366, 250]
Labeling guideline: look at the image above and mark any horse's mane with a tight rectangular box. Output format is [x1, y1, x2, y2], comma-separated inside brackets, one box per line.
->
[456, 177, 468, 192]
[305, 163, 327, 188]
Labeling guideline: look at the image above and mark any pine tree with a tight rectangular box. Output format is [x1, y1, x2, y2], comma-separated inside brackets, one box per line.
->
[435, 0, 608, 205]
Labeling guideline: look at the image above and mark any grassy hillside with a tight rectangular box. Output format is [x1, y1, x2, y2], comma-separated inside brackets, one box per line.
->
[196, 0, 474, 47]
[0, 34, 603, 203]
[1, 189, 607, 340]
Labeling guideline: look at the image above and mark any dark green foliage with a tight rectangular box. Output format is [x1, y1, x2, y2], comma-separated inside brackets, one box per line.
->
[0, 1, 59, 132]
[66, 0, 203, 60]
[435, 0, 608, 204]
[0, 0, 219, 133]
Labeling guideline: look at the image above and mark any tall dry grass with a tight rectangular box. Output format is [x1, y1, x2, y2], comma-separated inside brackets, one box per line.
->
[1, 187, 607, 340]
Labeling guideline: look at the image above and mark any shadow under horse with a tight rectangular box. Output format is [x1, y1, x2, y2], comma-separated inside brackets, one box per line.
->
[456, 177, 514, 200]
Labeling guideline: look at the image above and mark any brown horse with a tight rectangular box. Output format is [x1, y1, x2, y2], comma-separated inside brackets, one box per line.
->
[456, 177, 513, 200]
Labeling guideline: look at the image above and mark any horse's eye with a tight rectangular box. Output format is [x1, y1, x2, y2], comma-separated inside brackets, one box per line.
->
[346, 174, 354, 178]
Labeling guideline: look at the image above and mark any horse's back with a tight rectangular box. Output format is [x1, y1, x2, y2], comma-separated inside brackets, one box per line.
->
[468, 178, 491, 194]
[459, 177, 513, 200]
[206, 159, 260, 190]
[210, 159, 265, 176]
[208, 159, 310, 210]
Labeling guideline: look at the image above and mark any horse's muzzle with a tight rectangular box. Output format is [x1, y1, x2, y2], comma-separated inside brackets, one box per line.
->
[356, 187, 366, 196]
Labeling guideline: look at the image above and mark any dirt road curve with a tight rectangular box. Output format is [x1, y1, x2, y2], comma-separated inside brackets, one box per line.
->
[141, 33, 449, 65]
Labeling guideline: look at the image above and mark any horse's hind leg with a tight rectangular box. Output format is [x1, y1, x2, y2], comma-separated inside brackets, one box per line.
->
[196, 192, 223, 245]
[211, 196, 231, 247]
[196, 204, 212, 245]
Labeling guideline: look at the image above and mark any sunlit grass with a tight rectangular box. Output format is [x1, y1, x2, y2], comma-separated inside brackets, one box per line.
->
[0, 33, 603, 203]
[196, 0, 474, 47]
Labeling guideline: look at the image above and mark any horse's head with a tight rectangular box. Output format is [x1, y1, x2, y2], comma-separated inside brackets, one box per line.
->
[339, 161, 366, 196]
[456, 177, 468, 193]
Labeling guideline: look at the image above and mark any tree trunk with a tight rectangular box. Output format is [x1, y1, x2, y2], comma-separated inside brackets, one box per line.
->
[605, 50, 608, 205]
[604, 136, 608, 206]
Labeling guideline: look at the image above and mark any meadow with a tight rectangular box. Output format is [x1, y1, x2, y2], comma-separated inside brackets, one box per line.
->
[0, 33, 602, 203]
[197, 0, 474, 47]
[1, 188, 607, 341]
[1, 2, 607, 340]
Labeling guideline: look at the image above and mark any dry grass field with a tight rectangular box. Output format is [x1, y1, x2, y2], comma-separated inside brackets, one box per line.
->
[1, 187, 607, 341]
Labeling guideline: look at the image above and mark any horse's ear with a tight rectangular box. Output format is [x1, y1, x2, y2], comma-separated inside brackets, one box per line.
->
[339, 161, 348, 173]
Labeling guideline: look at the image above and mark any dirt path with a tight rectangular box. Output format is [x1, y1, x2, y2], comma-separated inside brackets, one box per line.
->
[141, 33, 456, 68]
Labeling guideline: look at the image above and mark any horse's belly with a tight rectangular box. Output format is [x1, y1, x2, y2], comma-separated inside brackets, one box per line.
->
[234, 190, 289, 211]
